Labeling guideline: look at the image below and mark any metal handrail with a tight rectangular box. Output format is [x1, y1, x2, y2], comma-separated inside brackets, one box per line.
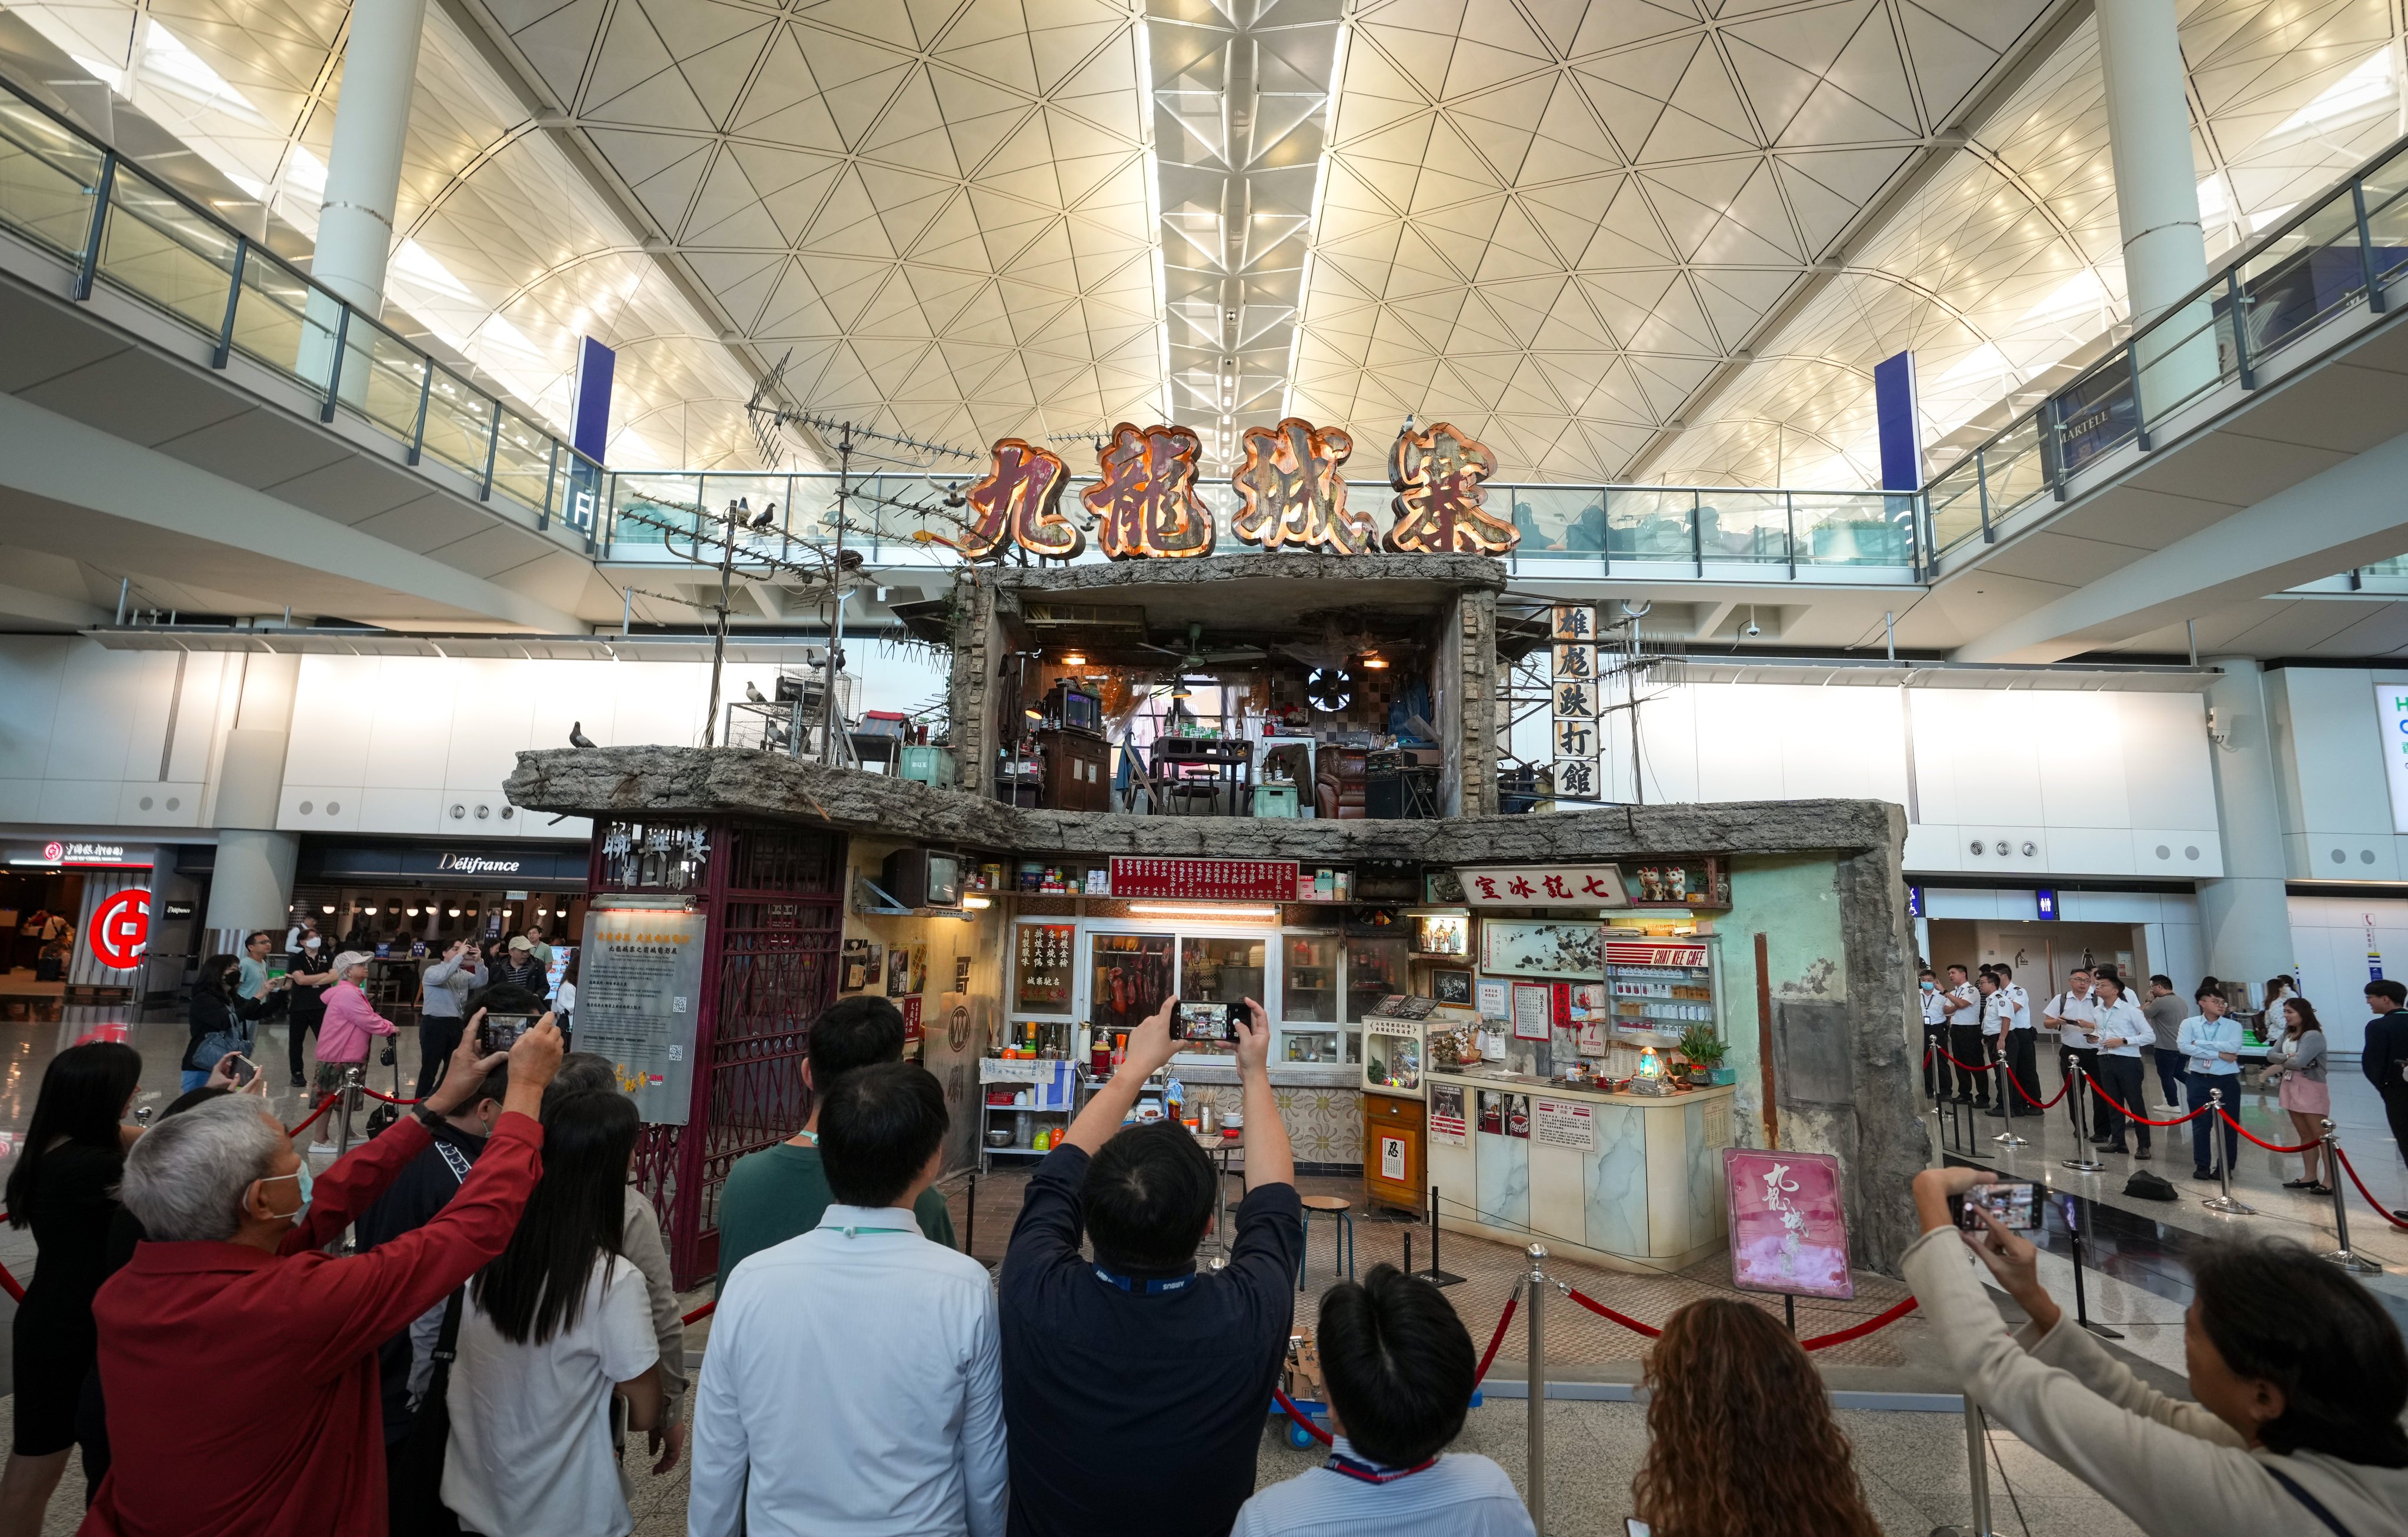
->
[1922, 129, 2408, 566]
[0, 72, 604, 536]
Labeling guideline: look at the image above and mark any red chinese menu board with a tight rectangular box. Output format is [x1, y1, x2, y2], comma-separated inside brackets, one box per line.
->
[1108, 857, 1298, 901]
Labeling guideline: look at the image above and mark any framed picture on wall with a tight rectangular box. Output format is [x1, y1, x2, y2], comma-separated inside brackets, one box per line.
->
[1430, 968, 1473, 1006]
[886, 946, 911, 995]
[841, 938, 879, 992]
[1481, 918, 1603, 980]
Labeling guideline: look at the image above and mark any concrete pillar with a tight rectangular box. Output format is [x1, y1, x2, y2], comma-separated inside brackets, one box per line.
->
[2096, 0, 2215, 414]
[312, 0, 429, 315]
[2195, 658, 2295, 991]
[203, 653, 302, 938]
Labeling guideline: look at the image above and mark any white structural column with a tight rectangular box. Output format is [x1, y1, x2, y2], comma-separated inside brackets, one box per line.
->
[2096, 0, 2215, 412]
[312, 0, 430, 315]
[202, 652, 303, 945]
[2196, 658, 2295, 988]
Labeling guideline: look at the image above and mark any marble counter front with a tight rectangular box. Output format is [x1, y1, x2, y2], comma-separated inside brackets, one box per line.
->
[1425, 1072, 1734, 1274]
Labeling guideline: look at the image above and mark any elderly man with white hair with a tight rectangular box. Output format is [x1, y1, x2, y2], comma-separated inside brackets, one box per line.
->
[80, 1011, 565, 1537]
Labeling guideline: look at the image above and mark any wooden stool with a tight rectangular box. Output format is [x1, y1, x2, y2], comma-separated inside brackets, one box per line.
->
[1298, 1194, 1354, 1290]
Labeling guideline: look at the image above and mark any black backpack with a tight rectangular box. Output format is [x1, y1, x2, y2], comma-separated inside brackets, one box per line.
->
[2123, 1170, 2177, 1201]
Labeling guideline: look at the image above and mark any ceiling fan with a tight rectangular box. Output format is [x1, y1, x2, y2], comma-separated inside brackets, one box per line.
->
[1136, 621, 1267, 670]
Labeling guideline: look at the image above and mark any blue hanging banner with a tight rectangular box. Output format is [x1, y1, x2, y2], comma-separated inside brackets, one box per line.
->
[1872, 350, 1921, 492]
[572, 336, 616, 464]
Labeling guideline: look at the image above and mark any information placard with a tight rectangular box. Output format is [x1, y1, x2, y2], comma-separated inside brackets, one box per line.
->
[1532, 1097, 1594, 1150]
[1428, 1081, 1467, 1145]
[576, 907, 707, 1125]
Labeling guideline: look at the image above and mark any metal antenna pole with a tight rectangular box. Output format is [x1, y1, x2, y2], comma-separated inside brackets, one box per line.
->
[2318, 1119, 2379, 1272]
[702, 499, 737, 748]
[824, 423, 851, 765]
[2200, 1087, 2256, 1215]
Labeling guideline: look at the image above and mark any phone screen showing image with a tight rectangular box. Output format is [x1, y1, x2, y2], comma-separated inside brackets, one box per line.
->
[1956, 1181, 2042, 1231]
[480, 1013, 536, 1055]
[1175, 1003, 1232, 1043]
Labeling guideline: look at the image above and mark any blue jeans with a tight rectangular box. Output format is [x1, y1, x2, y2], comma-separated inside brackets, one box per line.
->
[180, 1068, 209, 1093]
[2188, 1071, 2241, 1172]
[2153, 1048, 2186, 1108]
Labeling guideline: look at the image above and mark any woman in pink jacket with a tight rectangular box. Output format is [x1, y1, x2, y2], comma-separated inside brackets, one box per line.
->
[312, 951, 396, 1150]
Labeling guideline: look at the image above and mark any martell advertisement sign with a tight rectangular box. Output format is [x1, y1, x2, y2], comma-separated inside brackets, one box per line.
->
[576, 907, 707, 1125]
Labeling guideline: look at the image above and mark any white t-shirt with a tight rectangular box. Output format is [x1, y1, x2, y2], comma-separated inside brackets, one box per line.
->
[445, 1255, 659, 1537]
[2093, 996, 2147, 1058]
[2049, 990, 2101, 1050]
[1921, 986, 1948, 1025]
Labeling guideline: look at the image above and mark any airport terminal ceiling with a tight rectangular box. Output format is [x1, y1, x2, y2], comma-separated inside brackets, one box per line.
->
[5, 0, 2404, 493]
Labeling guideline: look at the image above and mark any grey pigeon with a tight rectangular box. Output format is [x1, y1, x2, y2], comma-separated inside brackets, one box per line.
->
[749, 500, 777, 529]
[745, 681, 769, 704]
[569, 721, 597, 748]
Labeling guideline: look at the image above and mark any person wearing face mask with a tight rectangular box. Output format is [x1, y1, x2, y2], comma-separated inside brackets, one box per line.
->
[1919, 969, 1949, 1100]
[1906, 1166, 2408, 1536]
[81, 1016, 563, 1537]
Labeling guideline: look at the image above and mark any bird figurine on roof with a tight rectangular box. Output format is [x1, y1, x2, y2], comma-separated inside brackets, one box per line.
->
[749, 500, 777, 529]
[569, 722, 597, 749]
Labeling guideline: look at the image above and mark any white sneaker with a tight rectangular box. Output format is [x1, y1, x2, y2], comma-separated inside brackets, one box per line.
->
[307, 1141, 342, 1157]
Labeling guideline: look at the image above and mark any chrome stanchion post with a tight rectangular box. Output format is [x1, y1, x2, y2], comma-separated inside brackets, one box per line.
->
[1990, 1048, 2028, 1148]
[2061, 1068, 2104, 1174]
[2200, 1088, 2255, 1216]
[1525, 1243, 1547, 1535]
[336, 1066, 362, 1158]
[1931, 1399, 1995, 1537]
[2316, 1120, 2376, 1272]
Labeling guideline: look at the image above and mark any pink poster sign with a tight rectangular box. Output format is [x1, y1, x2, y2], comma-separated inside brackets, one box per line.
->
[1722, 1148, 1855, 1300]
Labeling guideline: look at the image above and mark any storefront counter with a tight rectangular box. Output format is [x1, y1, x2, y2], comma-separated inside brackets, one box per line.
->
[1425, 1071, 1734, 1275]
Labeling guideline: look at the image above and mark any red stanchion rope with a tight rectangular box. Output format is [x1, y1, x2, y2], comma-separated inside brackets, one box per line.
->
[1271, 1289, 1521, 1446]
[285, 1093, 339, 1139]
[1560, 1282, 1920, 1352]
[358, 1087, 423, 1105]
[0, 1214, 19, 1302]
[1472, 1286, 1519, 1388]
[2078, 1073, 2209, 1128]
[1931, 1047, 1989, 1072]
[2003, 1064, 2069, 1110]
[2331, 1145, 2408, 1231]
[2213, 1107, 2319, 1154]
[681, 1299, 716, 1325]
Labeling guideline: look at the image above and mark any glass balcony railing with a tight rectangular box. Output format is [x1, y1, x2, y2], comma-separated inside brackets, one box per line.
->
[1923, 129, 2408, 564]
[0, 77, 603, 535]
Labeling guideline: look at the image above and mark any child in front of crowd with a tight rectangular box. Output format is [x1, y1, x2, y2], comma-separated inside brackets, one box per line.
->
[1230, 1264, 1533, 1537]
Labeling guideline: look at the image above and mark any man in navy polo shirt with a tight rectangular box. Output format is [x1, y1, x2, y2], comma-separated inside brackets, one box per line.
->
[999, 995, 1302, 1537]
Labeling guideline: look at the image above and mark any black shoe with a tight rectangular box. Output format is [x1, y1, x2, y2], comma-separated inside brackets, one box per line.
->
[2283, 1178, 2316, 1189]
[2133, 1148, 2151, 1161]
[2195, 1168, 2217, 1181]
[2090, 1136, 2113, 1148]
[2105, 1144, 2128, 1155]
[290, 1072, 306, 1088]
[1982, 1108, 2008, 1119]
[1952, 1094, 1972, 1104]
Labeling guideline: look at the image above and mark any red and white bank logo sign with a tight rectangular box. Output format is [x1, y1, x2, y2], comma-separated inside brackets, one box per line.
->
[89, 889, 149, 970]
[41, 842, 62, 862]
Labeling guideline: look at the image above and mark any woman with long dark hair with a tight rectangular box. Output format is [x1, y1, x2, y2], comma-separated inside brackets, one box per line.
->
[1630, 1298, 1882, 1537]
[0, 1041, 142, 1536]
[183, 952, 285, 1094]
[442, 1091, 662, 1537]
[2265, 997, 2331, 1193]
[1913, 1167, 2408, 1534]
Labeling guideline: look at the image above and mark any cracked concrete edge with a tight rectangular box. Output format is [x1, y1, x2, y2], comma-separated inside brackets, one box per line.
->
[505, 747, 1905, 865]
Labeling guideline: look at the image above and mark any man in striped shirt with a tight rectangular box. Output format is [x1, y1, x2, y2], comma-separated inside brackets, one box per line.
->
[1231, 1265, 1532, 1537]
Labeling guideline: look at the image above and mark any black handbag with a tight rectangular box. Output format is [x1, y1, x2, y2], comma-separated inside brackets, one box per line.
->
[386, 1289, 466, 1536]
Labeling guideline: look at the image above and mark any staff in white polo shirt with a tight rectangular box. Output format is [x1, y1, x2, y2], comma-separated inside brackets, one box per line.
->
[1942, 964, 1984, 1106]
[2087, 974, 2153, 1159]
[2042, 968, 2103, 1134]
[1919, 968, 1949, 1100]
[1983, 963, 2039, 1120]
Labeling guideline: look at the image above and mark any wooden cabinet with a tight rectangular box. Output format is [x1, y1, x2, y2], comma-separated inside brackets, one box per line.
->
[1361, 1091, 1425, 1216]
[1037, 729, 1112, 812]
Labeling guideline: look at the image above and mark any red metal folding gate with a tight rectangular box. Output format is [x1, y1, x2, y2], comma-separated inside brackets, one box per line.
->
[593, 817, 846, 1287]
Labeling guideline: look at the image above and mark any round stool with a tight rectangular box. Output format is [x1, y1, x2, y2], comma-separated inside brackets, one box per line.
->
[1298, 1194, 1354, 1291]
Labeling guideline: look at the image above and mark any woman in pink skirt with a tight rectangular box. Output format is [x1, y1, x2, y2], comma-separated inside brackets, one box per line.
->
[2266, 997, 2330, 1193]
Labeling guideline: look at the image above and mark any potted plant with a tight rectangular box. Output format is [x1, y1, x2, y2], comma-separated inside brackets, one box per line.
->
[1676, 1024, 1734, 1085]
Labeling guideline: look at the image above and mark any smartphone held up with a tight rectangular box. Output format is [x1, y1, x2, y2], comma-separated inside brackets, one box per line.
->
[1951, 1181, 2043, 1232]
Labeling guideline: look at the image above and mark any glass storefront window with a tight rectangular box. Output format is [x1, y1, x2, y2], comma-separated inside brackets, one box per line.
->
[1282, 1027, 1341, 1064]
[1281, 933, 1336, 1021]
[1090, 931, 1173, 1034]
[1179, 935, 1264, 1058]
[1345, 934, 1409, 1022]
[1013, 922, 1076, 1014]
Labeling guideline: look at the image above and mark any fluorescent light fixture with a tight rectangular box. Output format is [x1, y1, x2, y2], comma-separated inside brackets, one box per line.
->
[1128, 903, 1280, 921]
[962, 894, 993, 909]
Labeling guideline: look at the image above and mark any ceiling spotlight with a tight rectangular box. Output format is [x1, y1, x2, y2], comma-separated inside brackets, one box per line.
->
[1361, 653, 1389, 670]
[363, 906, 379, 915]
[321, 904, 336, 914]
[405, 907, 420, 917]
[447, 908, 462, 917]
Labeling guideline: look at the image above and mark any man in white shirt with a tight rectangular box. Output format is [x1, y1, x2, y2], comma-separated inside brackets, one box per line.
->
[1975, 972, 2008, 1111]
[1942, 964, 1983, 1105]
[688, 1062, 1004, 1537]
[1231, 1264, 1532, 1537]
[1983, 963, 2040, 1120]
[1919, 968, 1949, 1100]
[2042, 968, 2103, 1135]
[2176, 986, 2245, 1180]
[2087, 973, 2153, 1160]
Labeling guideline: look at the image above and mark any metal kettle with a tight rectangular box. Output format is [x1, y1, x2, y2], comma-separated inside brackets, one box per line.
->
[1197, 1102, 1218, 1135]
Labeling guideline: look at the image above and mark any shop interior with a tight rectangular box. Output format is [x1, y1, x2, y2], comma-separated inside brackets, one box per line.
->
[0, 866, 84, 991]
[286, 884, 587, 1022]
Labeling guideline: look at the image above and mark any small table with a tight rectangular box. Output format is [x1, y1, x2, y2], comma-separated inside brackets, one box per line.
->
[1152, 738, 1254, 815]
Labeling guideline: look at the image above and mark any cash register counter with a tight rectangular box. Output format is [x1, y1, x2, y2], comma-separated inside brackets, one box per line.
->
[1425, 1070, 1735, 1275]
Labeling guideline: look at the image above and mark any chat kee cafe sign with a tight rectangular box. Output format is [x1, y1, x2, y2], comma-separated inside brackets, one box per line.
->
[937, 419, 1524, 563]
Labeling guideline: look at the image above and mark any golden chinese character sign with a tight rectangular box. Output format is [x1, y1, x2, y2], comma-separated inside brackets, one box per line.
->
[1083, 423, 1217, 560]
[958, 439, 1084, 562]
[1386, 421, 1517, 554]
[1230, 417, 1375, 554]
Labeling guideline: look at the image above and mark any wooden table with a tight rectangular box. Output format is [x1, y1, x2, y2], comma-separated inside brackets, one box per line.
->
[1150, 737, 1253, 814]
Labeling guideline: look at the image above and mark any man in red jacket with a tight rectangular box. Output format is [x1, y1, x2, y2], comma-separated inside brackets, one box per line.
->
[81, 1012, 565, 1536]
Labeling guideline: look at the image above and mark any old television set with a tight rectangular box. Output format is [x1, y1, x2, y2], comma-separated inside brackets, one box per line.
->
[1047, 682, 1101, 734]
[883, 847, 965, 910]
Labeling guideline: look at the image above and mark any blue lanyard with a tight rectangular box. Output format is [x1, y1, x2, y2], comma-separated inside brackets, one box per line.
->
[1091, 1264, 1194, 1295]
[1326, 1451, 1435, 1484]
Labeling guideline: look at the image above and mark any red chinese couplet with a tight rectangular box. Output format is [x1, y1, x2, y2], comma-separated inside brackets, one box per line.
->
[1108, 856, 1299, 901]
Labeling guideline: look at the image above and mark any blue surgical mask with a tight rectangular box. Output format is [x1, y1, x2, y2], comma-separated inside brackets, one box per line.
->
[261, 1162, 313, 1225]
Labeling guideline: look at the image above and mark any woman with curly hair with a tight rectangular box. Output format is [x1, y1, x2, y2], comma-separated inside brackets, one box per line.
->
[1631, 1297, 1881, 1537]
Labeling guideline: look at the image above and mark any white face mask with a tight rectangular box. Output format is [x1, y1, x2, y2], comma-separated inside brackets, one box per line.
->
[258, 1164, 313, 1226]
